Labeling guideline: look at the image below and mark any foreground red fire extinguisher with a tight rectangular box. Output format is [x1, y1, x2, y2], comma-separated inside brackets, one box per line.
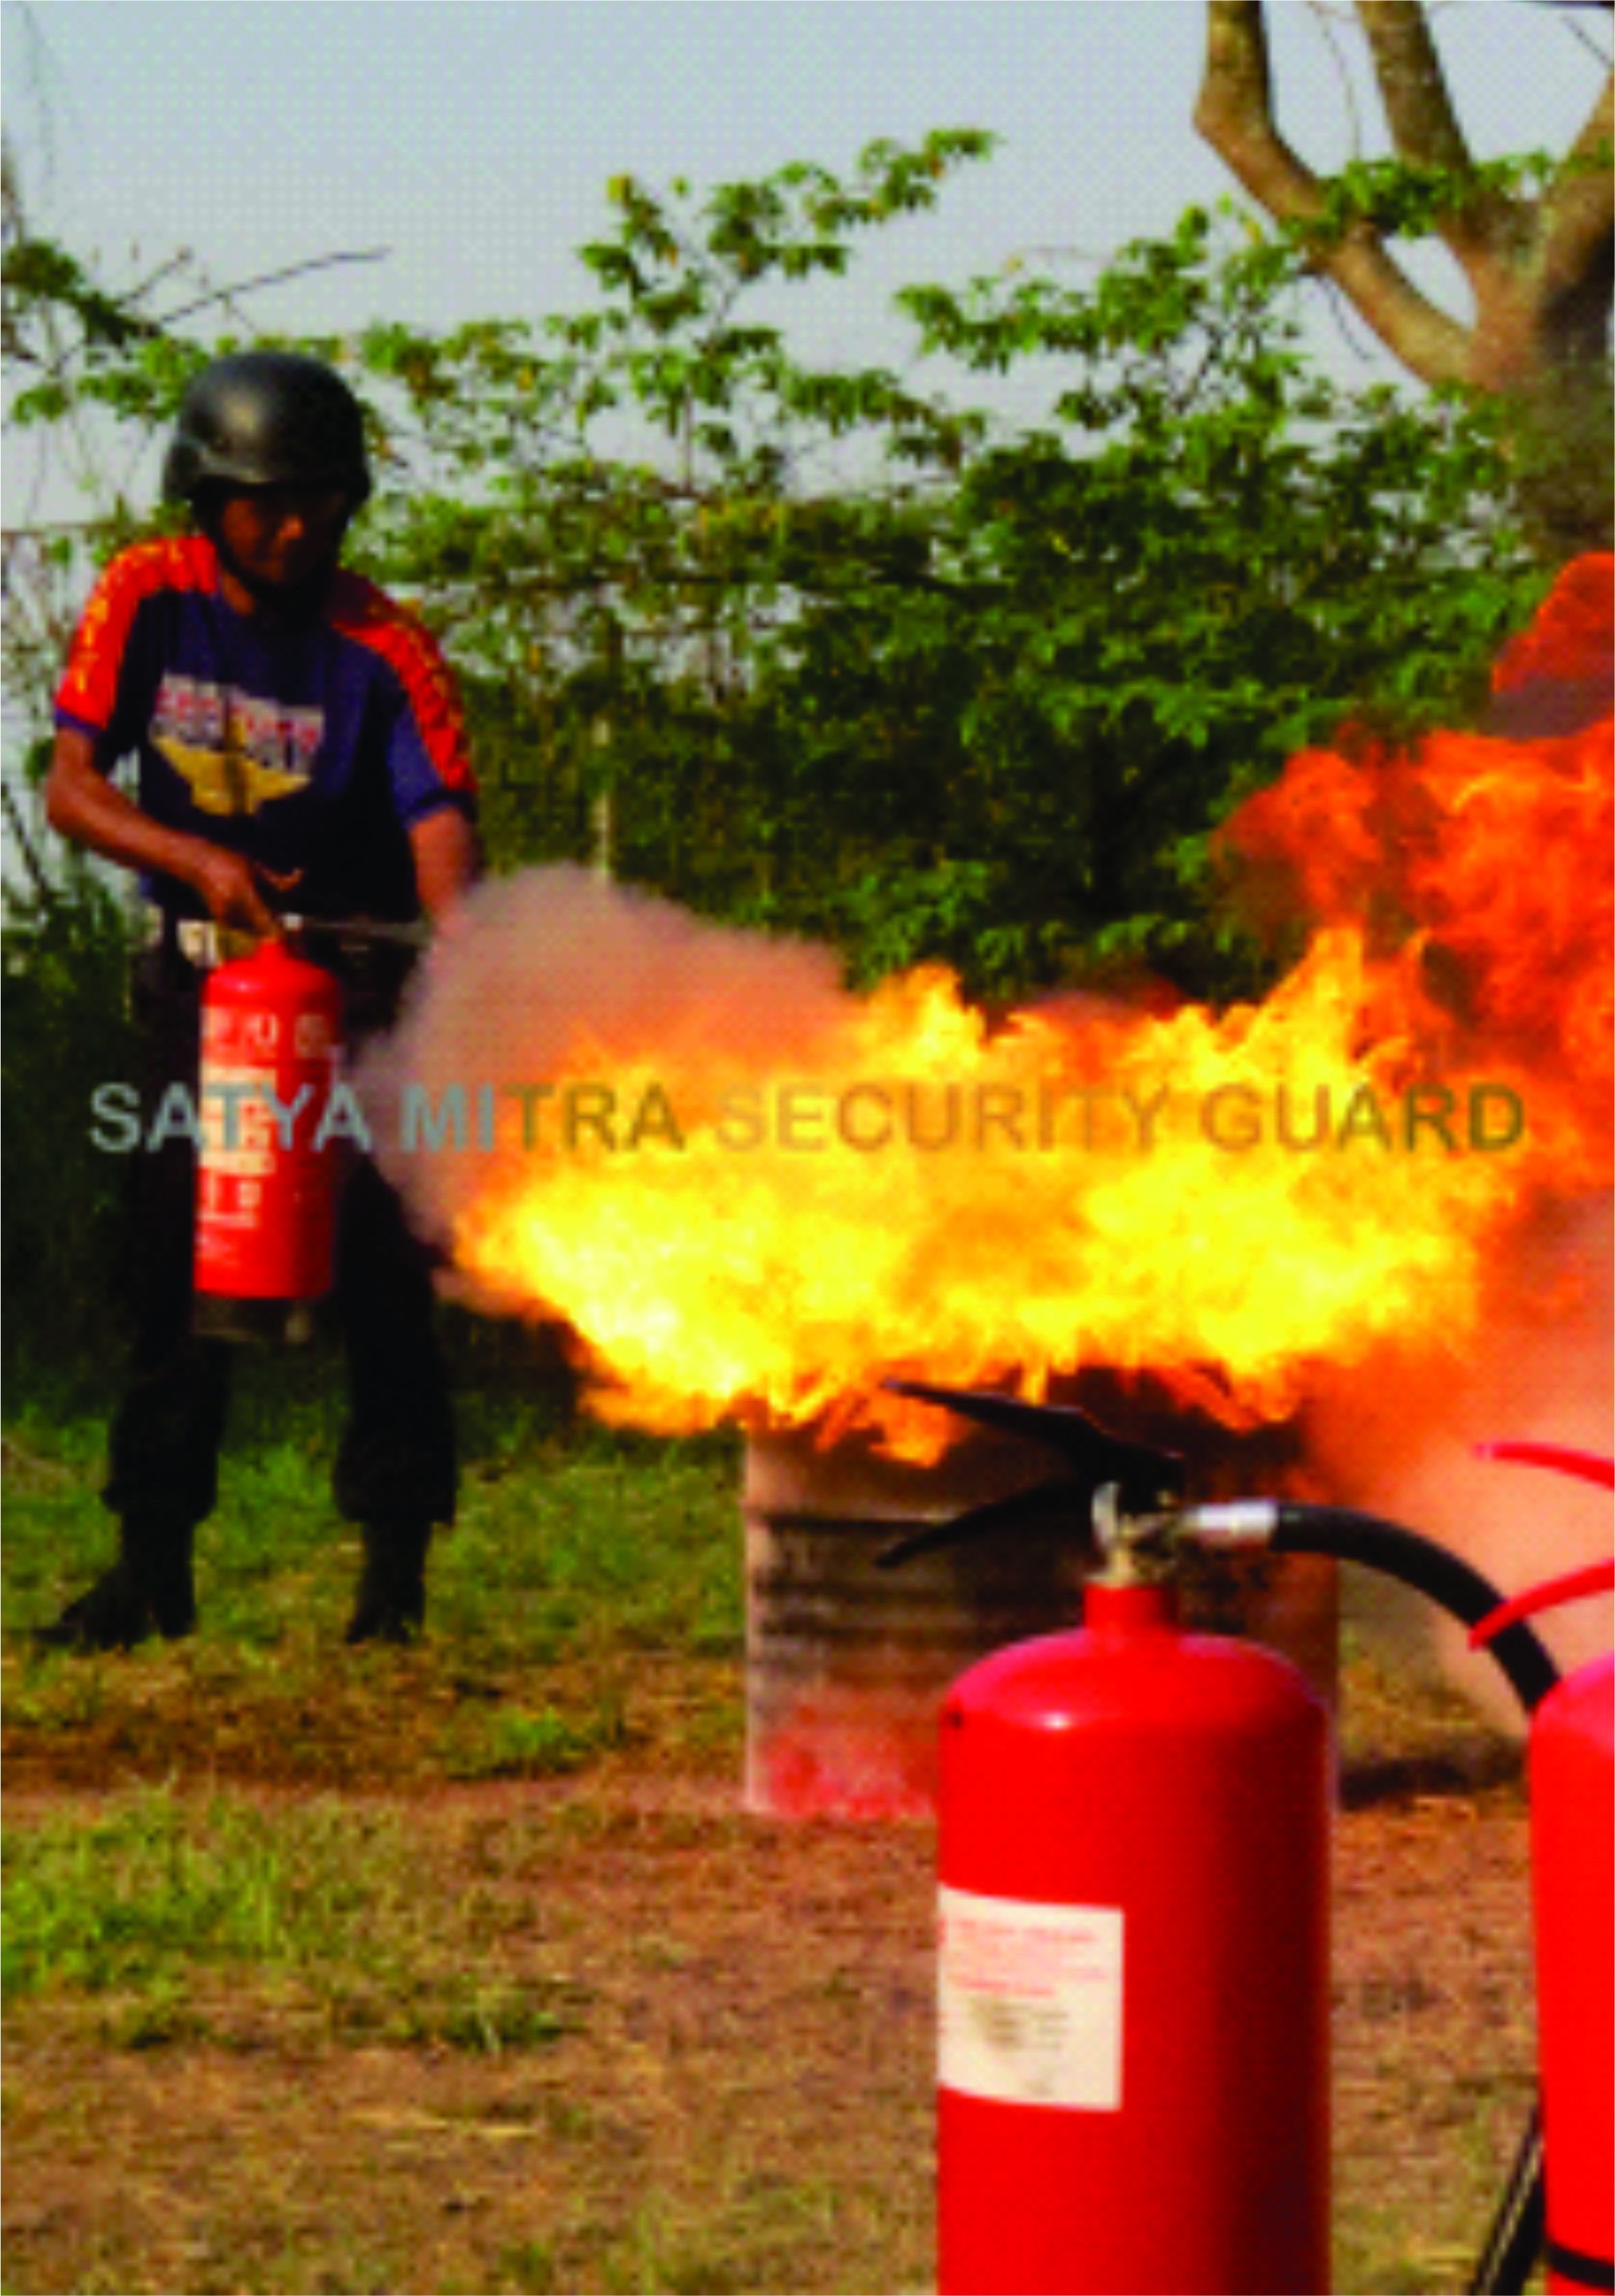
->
[195, 934, 343, 1336]
[880, 1388, 1331, 2296]
[1471, 1444, 1615, 2296]
[935, 1567, 1331, 2296]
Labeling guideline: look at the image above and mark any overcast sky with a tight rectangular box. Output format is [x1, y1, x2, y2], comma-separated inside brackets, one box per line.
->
[8, 0, 1606, 362]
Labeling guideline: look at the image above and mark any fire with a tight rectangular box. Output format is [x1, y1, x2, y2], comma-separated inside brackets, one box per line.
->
[378, 558, 1613, 1459]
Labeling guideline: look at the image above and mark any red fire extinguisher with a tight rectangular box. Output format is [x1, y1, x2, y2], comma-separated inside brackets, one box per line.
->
[1471, 1444, 1614, 2296]
[195, 934, 343, 1336]
[880, 1386, 1331, 2296]
[936, 1571, 1331, 2296]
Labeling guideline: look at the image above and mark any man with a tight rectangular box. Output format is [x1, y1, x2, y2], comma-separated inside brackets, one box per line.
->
[40, 349, 480, 1651]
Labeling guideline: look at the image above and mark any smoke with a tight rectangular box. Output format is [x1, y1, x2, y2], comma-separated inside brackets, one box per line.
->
[1302, 1191, 1614, 1718]
[357, 863, 854, 1262]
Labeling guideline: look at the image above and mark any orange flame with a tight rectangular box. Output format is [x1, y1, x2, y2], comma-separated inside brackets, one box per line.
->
[383, 558, 1613, 1458]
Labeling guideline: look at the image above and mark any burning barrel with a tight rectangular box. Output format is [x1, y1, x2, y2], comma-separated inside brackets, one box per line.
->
[744, 1392, 1338, 1818]
[744, 1420, 1074, 1817]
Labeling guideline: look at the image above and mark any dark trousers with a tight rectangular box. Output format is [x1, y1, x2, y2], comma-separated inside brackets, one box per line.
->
[103, 948, 457, 1534]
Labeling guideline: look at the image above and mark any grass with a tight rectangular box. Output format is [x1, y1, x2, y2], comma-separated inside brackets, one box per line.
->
[3, 1789, 589, 2053]
[2, 1323, 746, 1788]
[2, 1327, 1542, 2294]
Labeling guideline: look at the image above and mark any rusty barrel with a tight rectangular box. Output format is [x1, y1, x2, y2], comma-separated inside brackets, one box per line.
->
[744, 1422, 1076, 1817]
[743, 1405, 1339, 1819]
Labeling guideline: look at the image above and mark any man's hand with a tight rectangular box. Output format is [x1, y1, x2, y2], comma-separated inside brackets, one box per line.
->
[185, 846, 301, 936]
[45, 726, 297, 934]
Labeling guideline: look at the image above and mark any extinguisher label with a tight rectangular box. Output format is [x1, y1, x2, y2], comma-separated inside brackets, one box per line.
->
[198, 1066, 279, 1176]
[938, 1889, 1124, 2111]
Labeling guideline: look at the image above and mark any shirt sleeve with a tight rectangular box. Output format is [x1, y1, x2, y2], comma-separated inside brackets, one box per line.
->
[385, 626, 480, 827]
[332, 576, 480, 827]
[55, 537, 212, 764]
[54, 548, 156, 754]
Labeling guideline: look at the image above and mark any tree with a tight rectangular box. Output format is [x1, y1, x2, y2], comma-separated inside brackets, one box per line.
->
[1194, 0, 1614, 556]
[327, 163, 1544, 999]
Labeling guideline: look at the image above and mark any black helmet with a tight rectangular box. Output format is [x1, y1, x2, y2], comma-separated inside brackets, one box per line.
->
[163, 351, 372, 509]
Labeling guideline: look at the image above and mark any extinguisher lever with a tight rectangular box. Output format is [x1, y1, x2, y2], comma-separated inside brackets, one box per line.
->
[885, 1381, 1184, 1501]
[876, 1381, 1184, 1569]
[877, 1476, 1103, 1568]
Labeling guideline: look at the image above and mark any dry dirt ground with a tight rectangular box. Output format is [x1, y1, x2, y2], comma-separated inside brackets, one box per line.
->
[2, 1715, 1538, 2296]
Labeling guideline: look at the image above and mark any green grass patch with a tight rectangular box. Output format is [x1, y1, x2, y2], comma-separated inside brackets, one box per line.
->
[3, 1787, 587, 2052]
[436, 1691, 634, 1780]
[3, 1339, 746, 1785]
[4, 1343, 743, 1659]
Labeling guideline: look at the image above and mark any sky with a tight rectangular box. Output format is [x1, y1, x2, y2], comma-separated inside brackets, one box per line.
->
[4, 1, 1604, 779]
[8, 0, 1607, 379]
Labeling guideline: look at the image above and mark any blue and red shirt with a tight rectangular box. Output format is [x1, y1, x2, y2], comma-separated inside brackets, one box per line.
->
[55, 534, 478, 921]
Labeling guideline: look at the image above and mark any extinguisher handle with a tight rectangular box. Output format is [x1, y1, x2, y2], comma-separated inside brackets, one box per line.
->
[1469, 1559, 1615, 1648]
[1475, 1440, 1615, 1490]
[885, 1381, 1182, 1497]
[876, 1381, 1184, 1569]
[876, 1474, 1104, 1568]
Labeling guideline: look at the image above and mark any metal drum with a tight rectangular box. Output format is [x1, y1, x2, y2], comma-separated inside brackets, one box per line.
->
[745, 1423, 1074, 1817]
[743, 1412, 1340, 1817]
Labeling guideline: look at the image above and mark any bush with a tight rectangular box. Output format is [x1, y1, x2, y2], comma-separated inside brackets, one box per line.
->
[2, 843, 138, 1380]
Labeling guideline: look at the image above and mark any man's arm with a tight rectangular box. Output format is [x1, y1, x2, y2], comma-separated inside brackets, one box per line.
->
[44, 726, 293, 935]
[409, 803, 480, 921]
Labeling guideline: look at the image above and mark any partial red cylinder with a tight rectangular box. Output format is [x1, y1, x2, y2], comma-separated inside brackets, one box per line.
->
[938, 1579, 1331, 2296]
[1536, 1648, 1614, 2295]
[1472, 1546, 1614, 2296]
[195, 937, 343, 1306]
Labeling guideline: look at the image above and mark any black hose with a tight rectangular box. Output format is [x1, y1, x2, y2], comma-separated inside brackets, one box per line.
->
[1467, 2109, 1546, 2296]
[1269, 1502, 1561, 2296]
[1271, 1502, 1562, 1715]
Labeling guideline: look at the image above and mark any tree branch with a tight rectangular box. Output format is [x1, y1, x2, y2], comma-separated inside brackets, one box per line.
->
[1194, 0, 1473, 384]
[1355, 0, 1517, 274]
[1355, 1, 1473, 175]
[154, 245, 389, 330]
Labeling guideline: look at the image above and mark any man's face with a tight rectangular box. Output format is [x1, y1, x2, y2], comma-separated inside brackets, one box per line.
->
[215, 481, 350, 592]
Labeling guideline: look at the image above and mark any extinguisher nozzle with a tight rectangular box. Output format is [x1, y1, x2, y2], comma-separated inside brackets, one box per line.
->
[1175, 1499, 1281, 1548]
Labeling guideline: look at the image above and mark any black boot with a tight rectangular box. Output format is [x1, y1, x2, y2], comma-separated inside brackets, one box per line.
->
[345, 1519, 432, 1646]
[36, 1517, 197, 1652]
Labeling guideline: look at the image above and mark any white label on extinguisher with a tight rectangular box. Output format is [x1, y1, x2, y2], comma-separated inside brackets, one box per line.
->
[938, 1889, 1124, 2111]
[198, 1066, 278, 1177]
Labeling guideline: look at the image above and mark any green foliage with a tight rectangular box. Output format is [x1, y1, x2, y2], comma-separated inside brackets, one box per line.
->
[1299, 148, 1564, 252]
[342, 168, 1541, 1001]
[7, 137, 1544, 1008]
[1, 829, 138, 1371]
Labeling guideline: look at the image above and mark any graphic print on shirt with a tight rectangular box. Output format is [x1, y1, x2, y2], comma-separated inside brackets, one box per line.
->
[150, 673, 323, 817]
